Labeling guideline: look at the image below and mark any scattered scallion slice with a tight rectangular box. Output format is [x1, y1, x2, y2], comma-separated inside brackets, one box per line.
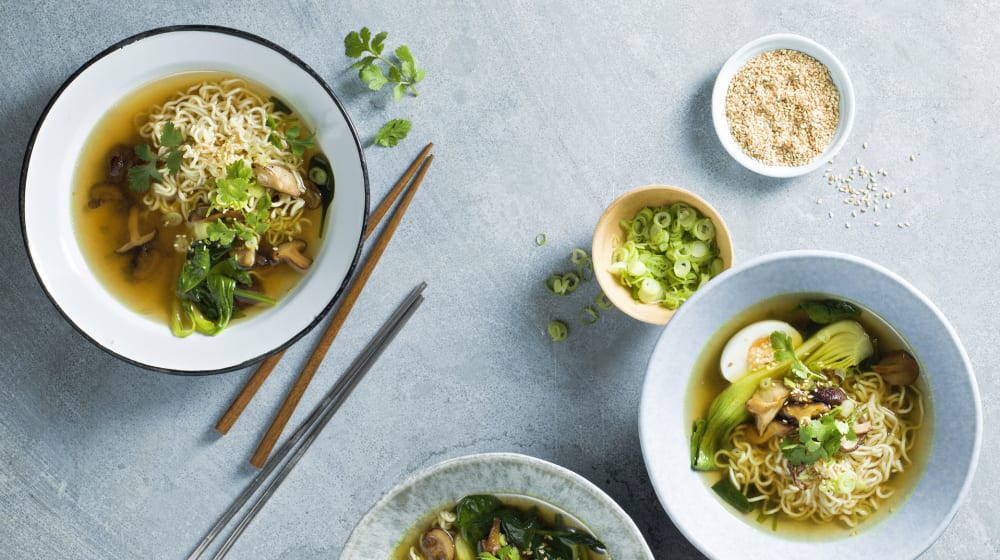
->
[609, 202, 722, 309]
[579, 305, 599, 325]
[570, 248, 589, 265]
[536, 233, 547, 246]
[544, 272, 580, 296]
[595, 291, 613, 310]
[548, 320, 568, 341]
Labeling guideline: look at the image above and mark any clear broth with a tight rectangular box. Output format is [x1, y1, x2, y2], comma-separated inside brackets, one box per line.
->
[72, 72, 320, 324]
[686, 293, 933, 538]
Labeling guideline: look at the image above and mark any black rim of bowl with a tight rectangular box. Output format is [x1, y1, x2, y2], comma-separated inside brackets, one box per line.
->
[18, 24, 370, 376]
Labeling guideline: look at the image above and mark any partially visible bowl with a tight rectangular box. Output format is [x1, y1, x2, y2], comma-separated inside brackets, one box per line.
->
[340, 452, 654, 559]
[592, 185, 734, 325]
[712, 33, 855, 178]
[19, 26, 369, 374]
[639, 251, 981, 559]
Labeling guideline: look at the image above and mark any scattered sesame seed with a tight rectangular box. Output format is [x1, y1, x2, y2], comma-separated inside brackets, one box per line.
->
[897, 223, 904, 228]
[909, 155, 915, 161]
[845, 223, 850, 228]
[863, 142, 869, 149]
[828, 211, 834, 218]
[874, 221, 881, 227]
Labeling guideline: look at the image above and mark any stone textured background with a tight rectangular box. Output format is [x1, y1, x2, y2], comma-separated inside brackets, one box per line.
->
[1, 1, 996, 558]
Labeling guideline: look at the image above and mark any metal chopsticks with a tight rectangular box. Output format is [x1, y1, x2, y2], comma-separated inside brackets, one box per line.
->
[187, 281, 427, 559]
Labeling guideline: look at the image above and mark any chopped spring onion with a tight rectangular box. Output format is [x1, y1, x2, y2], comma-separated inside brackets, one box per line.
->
[608, 202, 722, 309]
[536, 233, 547, 246]
[570, 248, 589, 265]
[595, 291, 613, 310]
[579, 305, 599, 325]
[545, 272, 580, 296]
[548, 320, 569, 341]
[570, 248, 593, 281]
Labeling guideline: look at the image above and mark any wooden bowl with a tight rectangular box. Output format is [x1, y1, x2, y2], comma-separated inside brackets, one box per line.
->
[591, 185, 734, 325]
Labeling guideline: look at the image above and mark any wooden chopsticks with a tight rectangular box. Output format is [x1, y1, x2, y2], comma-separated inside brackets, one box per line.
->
[214, 144, 434, 468]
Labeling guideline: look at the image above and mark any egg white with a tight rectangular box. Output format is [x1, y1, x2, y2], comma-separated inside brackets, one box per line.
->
[719, 320, 802, 382]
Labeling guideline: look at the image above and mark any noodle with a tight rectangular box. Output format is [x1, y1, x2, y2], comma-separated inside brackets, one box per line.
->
[136, 79, 308, 245]
[718, 371, 923, 527]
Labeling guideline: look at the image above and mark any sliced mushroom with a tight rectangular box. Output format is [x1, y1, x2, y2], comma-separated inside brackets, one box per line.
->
[129, 245, 160, 281]
[746, 383, 791, 435]
[234, 245, 257, 269]
[253, 162, 306, 197]
[811, 387, 847, 407]
[419, 528, 455, 560]
[187, 205, 241, 223]
[780, 401, 830, 426]
[116, 206, 157, 254]
[301, 178, 322, 209]
[480, 518, 502, 555]
[853, 420, 872, 436]
[107, 144, 134, 185]
[871, 350, 919, 386]
[272, 239, 312, 270]
[746, 421, 794, 445]
[88, 183, 124, 209]
[839, 423, 870, 454]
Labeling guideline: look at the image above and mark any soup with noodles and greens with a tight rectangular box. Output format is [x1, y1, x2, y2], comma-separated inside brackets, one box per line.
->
[689, 296, 927, 533]
[73, 73, 334, 337]
[393, 494, 607, 560]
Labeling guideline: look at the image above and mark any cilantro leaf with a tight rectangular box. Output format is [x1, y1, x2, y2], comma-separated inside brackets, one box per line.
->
[781, 411, 851, 466]
[287, 129, 316, 157]
[371, 31, 388, 56]
[374, 119, 411, 147]
[160, 121, 184, 148]
[360, 64, 388, 91]
[127, 165, 153, 193]
[165, 150, 183, 175]
[206, 221, 237, 246]
[135, 143, 157, 162]
[392, 83, 406, 102]
[213, 160, 262, 210]
[344, 29, 369, 58]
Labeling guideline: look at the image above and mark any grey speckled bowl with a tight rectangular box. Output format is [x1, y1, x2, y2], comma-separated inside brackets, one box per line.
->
[340, 452, 653, 559]
[639, 250, 981, 560]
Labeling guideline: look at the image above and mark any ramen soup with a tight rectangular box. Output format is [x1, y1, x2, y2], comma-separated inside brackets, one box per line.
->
[73, 72, 334, 337]
[393, 494, 608, 560]
[688, 295, 930, 536]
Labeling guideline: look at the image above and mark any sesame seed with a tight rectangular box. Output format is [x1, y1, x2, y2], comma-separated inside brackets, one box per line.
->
[863, 142, 869, 149]
[874, 221, 881, 227]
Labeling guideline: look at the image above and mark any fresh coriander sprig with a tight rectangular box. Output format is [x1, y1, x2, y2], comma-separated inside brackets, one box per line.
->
[265, 100, 316, 157]
[345, 27, 426, 101]
[128, 121, 185, 192]
[374, 119, 412, 147]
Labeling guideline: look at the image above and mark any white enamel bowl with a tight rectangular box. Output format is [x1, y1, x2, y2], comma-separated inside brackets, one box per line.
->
[712, 33, 855, 178]
[341, 453, 654, 559]
[638, 251, 981, 559]
[19, 26, 368, 374]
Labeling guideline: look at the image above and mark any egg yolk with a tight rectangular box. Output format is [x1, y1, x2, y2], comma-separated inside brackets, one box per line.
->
[746, 335, 777, 371]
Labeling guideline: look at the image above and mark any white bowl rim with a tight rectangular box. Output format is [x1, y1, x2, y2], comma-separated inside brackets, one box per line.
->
[341, 451, 655, 559]
[638, 249, 982, 559]
[711, 33, 856, 178]
[18, 25, 370, 375]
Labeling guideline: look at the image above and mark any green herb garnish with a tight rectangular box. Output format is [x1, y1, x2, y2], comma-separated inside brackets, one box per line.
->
[128, 121, 185, 192]
[374, 119, 412, 147]
[345, 27, 426, 99]
[547, 320, 569, 341]
[781, 408, 857, 466]
[265, 108, 316, 157]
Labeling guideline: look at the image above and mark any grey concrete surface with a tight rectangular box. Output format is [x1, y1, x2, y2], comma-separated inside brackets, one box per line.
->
[2, 1, 997, 558]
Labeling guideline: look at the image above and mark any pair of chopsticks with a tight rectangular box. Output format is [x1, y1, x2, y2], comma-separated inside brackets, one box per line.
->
[188, 282, 427, 559]
[215, 143, 435, 468]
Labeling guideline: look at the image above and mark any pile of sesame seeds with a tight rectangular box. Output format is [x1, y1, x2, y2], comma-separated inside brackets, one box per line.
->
[816, 144, 916, 229]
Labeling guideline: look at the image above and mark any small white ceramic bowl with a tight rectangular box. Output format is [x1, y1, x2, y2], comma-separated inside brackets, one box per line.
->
[19, 26, 369, 374]
[340, 452, 654, 559]
[639, 251, 981, 560]
[712, 34, 855, 178]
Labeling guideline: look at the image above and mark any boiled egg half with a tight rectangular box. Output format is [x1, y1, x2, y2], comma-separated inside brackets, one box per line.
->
[720, 320, 802, 382]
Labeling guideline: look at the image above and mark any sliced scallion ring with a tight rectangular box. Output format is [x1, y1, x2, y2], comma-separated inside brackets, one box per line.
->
[536, 233, 547, 246]
[595, 291, 613, 310]
[579, 306, 599, 325]
[548, 320, 569, 341]
[570, 248, 589, 265]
